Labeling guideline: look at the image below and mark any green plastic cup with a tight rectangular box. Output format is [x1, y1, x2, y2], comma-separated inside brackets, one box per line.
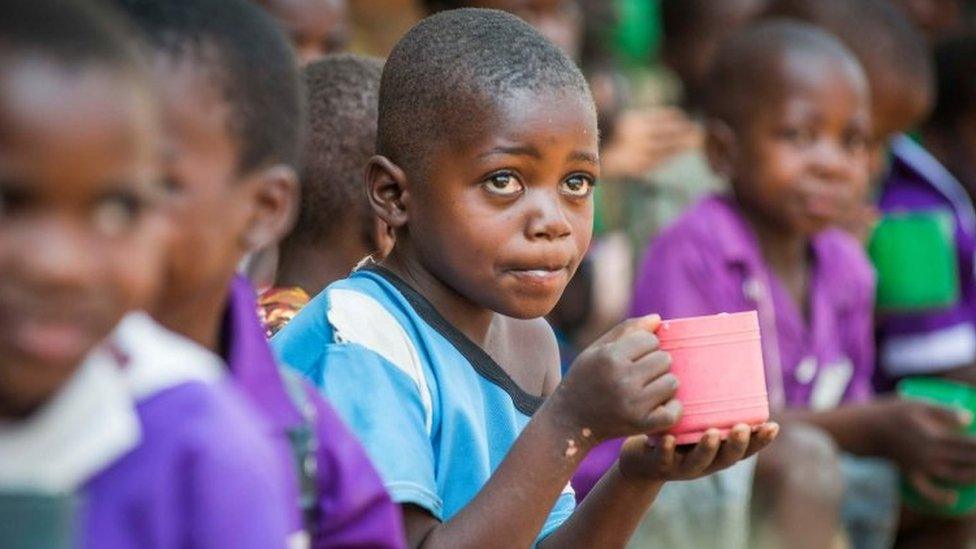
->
[897, 377, 976, 516]
[868, 211, 959, 312]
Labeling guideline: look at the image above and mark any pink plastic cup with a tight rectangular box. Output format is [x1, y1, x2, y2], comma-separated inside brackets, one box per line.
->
[656, 311, 770, 445]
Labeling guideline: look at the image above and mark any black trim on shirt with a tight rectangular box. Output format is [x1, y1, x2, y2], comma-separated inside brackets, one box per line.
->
[363, 264, 545, 416]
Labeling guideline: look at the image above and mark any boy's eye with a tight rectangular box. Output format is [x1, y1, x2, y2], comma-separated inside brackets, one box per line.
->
[560, 174, 595, 198]
[843, 129, 868, 153]
[781, 127, 815, 146]
[482, 172, 524, 197]
[92, 192, 143, 238]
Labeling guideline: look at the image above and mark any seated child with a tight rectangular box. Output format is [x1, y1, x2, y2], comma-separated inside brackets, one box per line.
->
[257, 0, 349, 65]
[113, 1, 404, 546]
[263, 54, 393, 337]
[579, 22, 868, 549]
[877, 34, 976, 388]
[273, 8, 777, 548]
[0, 1, 290, 546]
[766, 1, 976, 545]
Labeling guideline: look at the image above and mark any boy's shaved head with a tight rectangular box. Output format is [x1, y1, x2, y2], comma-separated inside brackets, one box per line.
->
[377, 8, 592, 177]
[284, 53, 383, 250]
[113, 0, 304, 173]
[704, 19, 865, 129]
[764, 0, 933, 137]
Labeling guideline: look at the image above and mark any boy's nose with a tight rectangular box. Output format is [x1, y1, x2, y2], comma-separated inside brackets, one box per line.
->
[810, 139, 853, 182]
[525, 190, 572, 240]
[22, 220, 96, 291]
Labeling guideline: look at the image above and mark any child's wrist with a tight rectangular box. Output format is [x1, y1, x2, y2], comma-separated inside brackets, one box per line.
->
[536, 396, 601, 456]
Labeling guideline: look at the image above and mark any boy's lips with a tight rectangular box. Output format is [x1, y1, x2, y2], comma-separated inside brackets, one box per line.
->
[13, 318, 92, 365]
[503, 264, 570, 286]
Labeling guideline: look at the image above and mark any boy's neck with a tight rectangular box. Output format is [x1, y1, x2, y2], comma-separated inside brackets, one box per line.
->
[381, 246, 496, 345]
[276, 238, 370, 298]
[154, 281, 233, 356]
[739, 202, 810, 285]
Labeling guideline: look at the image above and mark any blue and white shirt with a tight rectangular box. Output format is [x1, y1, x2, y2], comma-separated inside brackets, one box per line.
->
[272, 265, 575, 542]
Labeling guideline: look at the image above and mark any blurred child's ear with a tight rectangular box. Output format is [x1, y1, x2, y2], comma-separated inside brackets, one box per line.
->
[704, 118, 738, 180]
[240, 164, 300, 253]
[365, 155, 410, 229]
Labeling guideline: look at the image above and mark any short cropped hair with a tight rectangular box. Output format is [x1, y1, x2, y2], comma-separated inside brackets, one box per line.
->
[376, 8, 592, 177]
[704, 20, 864, 128]
[764, 0, 933, 107]
[0, 0, 142, 73]
[284, 54, 383, 250]
[929, 35, 976, 130]
[113, 0, 304, 173]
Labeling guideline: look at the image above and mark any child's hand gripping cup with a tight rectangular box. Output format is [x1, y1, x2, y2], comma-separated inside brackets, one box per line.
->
[655, 311, 770, 445]
[898, 377, 976, 516]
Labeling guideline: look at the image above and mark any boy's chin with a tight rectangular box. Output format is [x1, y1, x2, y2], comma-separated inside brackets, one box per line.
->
[492, 294, 561, 320]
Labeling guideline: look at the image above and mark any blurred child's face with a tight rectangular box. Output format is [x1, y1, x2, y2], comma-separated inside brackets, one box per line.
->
[0, 61, 163, 416]
[402, 89, 598, 319]
[262, 0, 349, 65]
[721, 53, 871, 237]
[151, 59, 257, 313]
[475, 0, 582, 60]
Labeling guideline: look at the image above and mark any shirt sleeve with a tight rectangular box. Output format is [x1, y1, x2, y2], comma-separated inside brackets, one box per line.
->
[878, 307, 976, 378]
[315, 343, 442, 520]
[187, 388, 292, 549]
[308, 384, 407, 548]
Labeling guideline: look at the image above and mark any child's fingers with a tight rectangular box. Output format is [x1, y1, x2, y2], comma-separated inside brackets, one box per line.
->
[742, 422, 780, 459]
[639, 398, 682, 433]
[632, 350, 672, 386]
[611, 329, 660, 362]
[907, 472, 958, 507]
[592, 315, 661, 347]
[650, 434, 677, 473]
[709, 424, 751, 471]
[680, 429, 722, 476]
[929, 459, 976, 485]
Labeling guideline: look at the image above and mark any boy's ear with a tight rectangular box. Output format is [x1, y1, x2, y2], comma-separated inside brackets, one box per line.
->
[240, 164, 300, 253]
[371, 216, 395, 261]
[704, 118, 739, 180]
[365, 155, 410, 229]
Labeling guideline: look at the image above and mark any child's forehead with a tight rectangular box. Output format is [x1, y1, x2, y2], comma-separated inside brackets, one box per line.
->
[455, 87, 597, 140]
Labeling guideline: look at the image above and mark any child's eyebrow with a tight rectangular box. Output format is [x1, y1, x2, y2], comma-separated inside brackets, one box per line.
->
[568, 150, 599, 165]
[477, 145, 542, 159]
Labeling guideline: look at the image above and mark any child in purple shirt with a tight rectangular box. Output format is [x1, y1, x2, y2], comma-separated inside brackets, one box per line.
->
[113, 1, 405, 546]
[627, 16, 976, 547]
[0, 1, 290, 546]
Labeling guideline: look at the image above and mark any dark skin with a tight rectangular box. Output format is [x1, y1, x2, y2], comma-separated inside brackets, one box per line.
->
[368, 87, 778, 548]
[0, 60, 165, 418]
[258, 0, 349, 65]
[276, 216, 394, 297]
[148, 56, 298, 354]
[708, 50, 976, 506]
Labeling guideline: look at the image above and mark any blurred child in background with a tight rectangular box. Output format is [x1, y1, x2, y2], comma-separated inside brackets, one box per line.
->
[113, 1, 405, 546]
[257, 0, 350, 65]
[0, 1, 292, 546]
[261, 54, 393, 337]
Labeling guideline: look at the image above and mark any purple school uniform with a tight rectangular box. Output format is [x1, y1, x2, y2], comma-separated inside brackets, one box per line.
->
[223, 276, 405, 548]
[876, 136, 976, 381]
[631, 194, 876, 411]
[0, 314, 292, 549]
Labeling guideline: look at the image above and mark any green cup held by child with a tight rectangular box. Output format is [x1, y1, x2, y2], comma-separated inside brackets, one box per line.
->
[898, 377, 976, 516]
[869, 210, 959, 312]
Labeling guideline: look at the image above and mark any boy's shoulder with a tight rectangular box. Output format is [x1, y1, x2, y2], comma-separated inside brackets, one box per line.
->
[649, 194, 752, 267]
